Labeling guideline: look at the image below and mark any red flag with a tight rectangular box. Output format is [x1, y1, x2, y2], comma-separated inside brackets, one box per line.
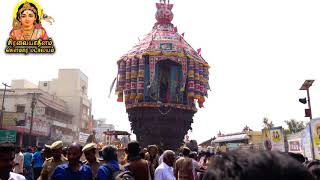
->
[181, 32, 185, 37]
[197, 48, 202, 56]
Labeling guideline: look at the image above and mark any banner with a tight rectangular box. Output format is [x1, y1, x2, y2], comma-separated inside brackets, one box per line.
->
[3, 114, 49, 136]
[287, 132, 302, 154]
[301, 124, 313, 160]
[269, 127, 285, 152]
[262, 128, 272, 151]
[288, 139, 302, 153]
[2, 112, 26, 126]
[79, 132, 90, 143]
[310, 118, 320, 160]
[3, 112, 18, 126]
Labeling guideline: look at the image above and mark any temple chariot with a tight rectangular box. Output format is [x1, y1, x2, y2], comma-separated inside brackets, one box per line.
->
[115, 0, 211, 149]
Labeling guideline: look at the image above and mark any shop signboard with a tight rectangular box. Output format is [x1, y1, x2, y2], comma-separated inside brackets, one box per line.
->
[0, 130, 16, 143]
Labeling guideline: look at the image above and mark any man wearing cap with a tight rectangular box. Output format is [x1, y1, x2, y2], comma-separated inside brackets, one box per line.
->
[83, 143, 101, 179]
[126, 141, 154, 180]
[51, 143, 93, 180]
[39, 141, 67, 180]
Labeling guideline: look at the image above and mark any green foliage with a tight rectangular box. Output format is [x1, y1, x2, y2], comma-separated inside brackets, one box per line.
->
[262, 117, 274, 129]
[283, 129, 291, 138]
[284, 119, 306, 134]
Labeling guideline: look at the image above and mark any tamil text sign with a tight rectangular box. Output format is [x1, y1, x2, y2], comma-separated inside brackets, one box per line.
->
[0, 130, 16, 143]
[288, 139, 302, 153]
[79, 132, 90, 143]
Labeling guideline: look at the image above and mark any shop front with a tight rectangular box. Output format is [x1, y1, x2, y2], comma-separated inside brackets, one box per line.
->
[2, 112, 50, 146]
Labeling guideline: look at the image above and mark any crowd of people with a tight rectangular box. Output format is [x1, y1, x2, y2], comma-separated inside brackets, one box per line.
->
[1, 140, 320, 180]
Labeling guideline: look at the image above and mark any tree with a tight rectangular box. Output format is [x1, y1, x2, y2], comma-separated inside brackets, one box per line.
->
[262, 117, 274, 129]
[284, 119, 306, 134]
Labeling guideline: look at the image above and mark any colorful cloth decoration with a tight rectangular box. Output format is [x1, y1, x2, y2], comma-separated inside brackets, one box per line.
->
[137, 57, 145, 100]
[115, 1, 210, 111]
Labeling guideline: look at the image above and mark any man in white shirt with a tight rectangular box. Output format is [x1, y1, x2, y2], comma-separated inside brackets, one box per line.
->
[13, 146, 24, 175]
[0, 143, 26, 180]
[154, 150, 175, 180]
[158, 153, 164, 165]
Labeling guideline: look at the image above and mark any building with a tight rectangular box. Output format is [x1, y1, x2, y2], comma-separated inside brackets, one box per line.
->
[212, 127, 263, 151]
[94, 118, 115, 144]
[0, 80, 73, 146]
[38, 69, 92, 139]
[199, 137, 216, 148]
[11, 79, 37, 89]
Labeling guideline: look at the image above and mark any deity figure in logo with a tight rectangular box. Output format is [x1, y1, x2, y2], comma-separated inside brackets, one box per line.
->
[9, 1, 51, 40]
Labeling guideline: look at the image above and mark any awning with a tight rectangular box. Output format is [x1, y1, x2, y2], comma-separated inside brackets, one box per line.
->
[212, 134, 249, 143]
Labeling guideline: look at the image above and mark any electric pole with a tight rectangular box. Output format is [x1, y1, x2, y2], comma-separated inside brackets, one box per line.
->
[0, 83, 14, 129]
[28, 92, 37, 146]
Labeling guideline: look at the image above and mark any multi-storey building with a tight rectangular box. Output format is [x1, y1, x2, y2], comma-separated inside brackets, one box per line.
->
[39, 69, 92, 139]
[0, 80, 73, 146]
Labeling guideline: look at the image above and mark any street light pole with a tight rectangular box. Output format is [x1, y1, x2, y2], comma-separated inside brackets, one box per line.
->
[307, 88, 312, 120]
[28, 92, 37, 146]
[300, 80, 314, 119]
[299, 80, 315, 159]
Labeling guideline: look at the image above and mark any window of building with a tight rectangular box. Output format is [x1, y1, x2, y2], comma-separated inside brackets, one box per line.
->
[16, 105, 25, 113]
[43, 82, 48, 87]
[81, 85, 87, 94]
[45, 107, 49, 115]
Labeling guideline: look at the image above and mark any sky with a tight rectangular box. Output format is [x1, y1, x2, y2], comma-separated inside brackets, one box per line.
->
[0, 0, 320, 143]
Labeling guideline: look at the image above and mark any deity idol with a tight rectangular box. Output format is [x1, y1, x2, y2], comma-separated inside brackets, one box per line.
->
[10, 1, 48, 41]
